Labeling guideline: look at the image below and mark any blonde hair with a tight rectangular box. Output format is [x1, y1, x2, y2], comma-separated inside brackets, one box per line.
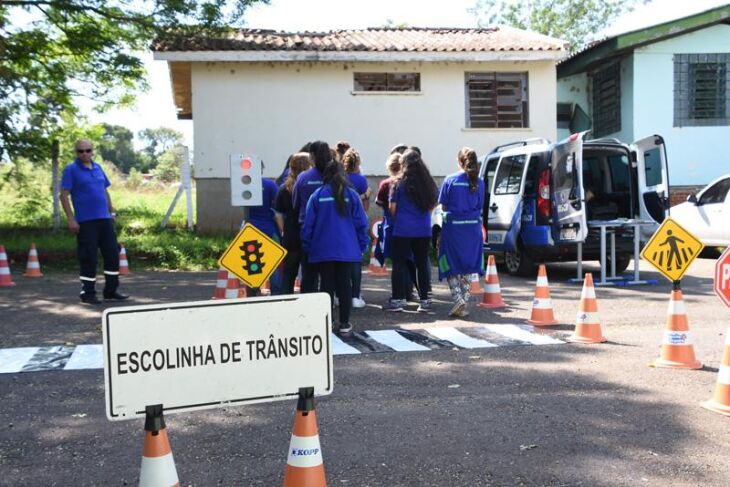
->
[385, 153, 401, 177]
[284, 152, 312, 192]
[341, 148, 361, 174]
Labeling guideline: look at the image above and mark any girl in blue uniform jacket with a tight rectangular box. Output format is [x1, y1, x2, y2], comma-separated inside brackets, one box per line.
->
[301, 162, 369, 334]
[438, 147, 485, 318]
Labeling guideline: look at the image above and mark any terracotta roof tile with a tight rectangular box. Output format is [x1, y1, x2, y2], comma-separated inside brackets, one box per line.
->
[153, 27, 566, 52]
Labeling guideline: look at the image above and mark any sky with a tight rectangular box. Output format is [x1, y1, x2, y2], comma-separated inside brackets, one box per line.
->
[87, 0, 730, 149]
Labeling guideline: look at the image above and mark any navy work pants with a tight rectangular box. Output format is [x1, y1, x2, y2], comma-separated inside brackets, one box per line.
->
[77, 218, 119, 297]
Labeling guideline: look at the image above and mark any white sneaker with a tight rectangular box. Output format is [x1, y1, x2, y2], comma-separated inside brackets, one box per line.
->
[352, 296, 366, 308]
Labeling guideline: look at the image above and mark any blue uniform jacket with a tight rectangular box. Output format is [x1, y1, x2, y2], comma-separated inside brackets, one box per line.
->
[301, 184, 369, 263]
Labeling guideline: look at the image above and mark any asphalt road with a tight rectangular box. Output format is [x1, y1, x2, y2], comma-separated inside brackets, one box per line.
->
[1, 258, 729, 486]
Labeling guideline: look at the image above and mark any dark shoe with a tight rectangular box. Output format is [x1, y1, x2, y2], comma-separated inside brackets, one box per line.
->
[104, 292, 129, 301]
[383, 298, 406, 312]
[417, 299, 432, 313]
[80, 294, 101, 305]
[338, 323, 353, 334]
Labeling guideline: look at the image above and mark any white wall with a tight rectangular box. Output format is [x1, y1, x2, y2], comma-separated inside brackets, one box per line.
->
[633, 24, 730, 185]
[557, 72, 588, 140]
[191, 60, 558, 178]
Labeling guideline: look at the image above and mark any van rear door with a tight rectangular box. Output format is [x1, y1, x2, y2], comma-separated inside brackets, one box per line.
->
[551, 133, 588, 244]
[632, 135, 669, 231]
[486, 153, 528, 251]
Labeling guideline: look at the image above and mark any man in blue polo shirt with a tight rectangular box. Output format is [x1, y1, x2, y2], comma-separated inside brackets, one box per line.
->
[60, 139, 129, 304]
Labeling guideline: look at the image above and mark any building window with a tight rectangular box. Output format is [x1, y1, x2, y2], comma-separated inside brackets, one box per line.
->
[591, 63, 621, 137]
[465, 72, 529, 128]
[674, 53, 730, 127]
[353, 73, 420, 92]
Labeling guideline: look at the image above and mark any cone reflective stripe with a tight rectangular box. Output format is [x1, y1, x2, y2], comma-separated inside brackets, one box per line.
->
[651, 289, 702, 370]
[261, 279, 271, 296]
[478, 255, 505, 309]
[224, 273, 241, 299]
[0, 245, 15, 287]
[702, 330, 730, 416]
[567, 273, 607, 344]
[119, 245, 130, 275]
[212, 268, 230, 299]
[527, 265, 558, 326]
[469, 273, 483, 295]
[23, 243, 43, 277]
[283, 388, 326, 487]
[139, 407, 179, 487]
[367, 241, 388, 276]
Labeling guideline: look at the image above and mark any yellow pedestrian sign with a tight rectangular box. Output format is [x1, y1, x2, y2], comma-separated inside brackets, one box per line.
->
[218, 223, 287, 289]
[641, 217, 704, 282]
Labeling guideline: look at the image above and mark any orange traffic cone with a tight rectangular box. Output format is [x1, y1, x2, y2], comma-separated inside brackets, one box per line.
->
[0, 245, 15, 287]
[139, 406, 180, 487]
[567, 273, 606, 344]
[283, 388, 326, 487]
[469, 273, 483, 295]
[294, 277, 301, 293]
[261, 279, 271, 296]
[367, 242, 388, 277]
[478, 255, 505, 309]
[119, 244, 130, 275]
[527, 264, 558, 326]
[23, 243, 43, 277]
[651, 288, 702, 369]
[212, 268, 229, 299]
[701, 328, 730, 416]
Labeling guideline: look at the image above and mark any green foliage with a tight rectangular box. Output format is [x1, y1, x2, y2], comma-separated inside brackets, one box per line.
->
[154, 147, 185, 183]
[139, 127, 184, 170]
[125, 168, 144, 190]
[1, 0, 269, 165]
[97, 123, 146, 173]
[469, 0, 649, 52]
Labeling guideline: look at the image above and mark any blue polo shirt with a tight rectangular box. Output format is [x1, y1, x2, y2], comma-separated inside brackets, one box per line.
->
[291, 167, 324, 225]
[60, 159, 111, 223]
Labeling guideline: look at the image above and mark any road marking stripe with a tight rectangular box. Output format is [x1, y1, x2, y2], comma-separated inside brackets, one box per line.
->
[365, 330, 430, 352]
[64, 345, 104, 370]
[426, 327, 497, 349]
[21, 346, 75, 372]
[483, 325, 564, 345]
[0, 347, 39, 373]
[331, 335, 361, 355]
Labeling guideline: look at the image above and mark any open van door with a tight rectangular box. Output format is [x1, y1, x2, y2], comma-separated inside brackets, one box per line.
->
[632, 135, 669, 236]
[486, 153, 528, 251]
[551, 132, 588, 244]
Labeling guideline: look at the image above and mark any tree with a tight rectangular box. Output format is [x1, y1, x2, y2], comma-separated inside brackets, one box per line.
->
[139, 127, 184, 170]
[1, 0, 268, 165]
[469, 0, 648, 53]
[97, 124, 145, 174]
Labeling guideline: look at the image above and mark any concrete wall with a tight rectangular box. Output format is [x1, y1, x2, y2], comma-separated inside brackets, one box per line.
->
[192, 59, 558, 232]
[556, 72, 588, 141]
[632, 24, 730, 185]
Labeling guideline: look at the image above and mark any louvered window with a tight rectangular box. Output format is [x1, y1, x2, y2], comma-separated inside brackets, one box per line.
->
[674, 53, 730, 127]
[465, 72, 529, 128]
[353, 73, 420, 92]
[591, 64, 621, 137]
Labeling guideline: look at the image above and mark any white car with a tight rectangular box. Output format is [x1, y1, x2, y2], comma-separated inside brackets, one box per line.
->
[672, 175, 730, 247]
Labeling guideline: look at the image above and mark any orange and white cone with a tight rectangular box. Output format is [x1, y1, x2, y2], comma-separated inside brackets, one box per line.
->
[469, 273, 483, 295]
[367, 241, 388, 276]
[118, 245, 130, 275]
[283, 388, 326, 487]
[567, 273, 606, 344]
[527, 264, 558, 326]
[23, 243, 43, 277]
[478, 255, 505, 309]
[651, 288, 702, 369]
[701, 328, 730, 416]
[139, 407, 180, 487]
[0, 245, 15, 287]
[294, 277, 301, 293]
[261, 279, 271, 296]
[212, 268, 229, 299]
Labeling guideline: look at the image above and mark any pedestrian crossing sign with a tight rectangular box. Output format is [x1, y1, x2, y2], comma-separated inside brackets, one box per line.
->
[641, 217, 704, 282]
[218, 223, 287, 289]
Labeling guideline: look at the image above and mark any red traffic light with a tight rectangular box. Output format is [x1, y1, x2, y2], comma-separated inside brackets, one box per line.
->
[240, 158, 252, 171]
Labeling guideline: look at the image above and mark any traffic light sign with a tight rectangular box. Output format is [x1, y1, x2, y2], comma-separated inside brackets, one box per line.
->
[240, 239, 265, 275]
[230, 154, 263, 206]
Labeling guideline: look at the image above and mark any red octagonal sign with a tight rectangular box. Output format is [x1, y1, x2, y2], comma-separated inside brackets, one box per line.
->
[715, 247, 730, 307]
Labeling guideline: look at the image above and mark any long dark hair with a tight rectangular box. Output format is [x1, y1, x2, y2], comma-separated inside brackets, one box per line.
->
[309, 140, 332, 173]
[322, 161, 351, 215]
[396, 149, 437, 211]
[458, 147, 479, 193]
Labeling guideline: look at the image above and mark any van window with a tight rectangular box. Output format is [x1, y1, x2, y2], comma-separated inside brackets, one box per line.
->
[643, 148, 663, 187]
[523, 155, 540, 196]
[494, 155, 526, 195]
[483, 157, 499, 193]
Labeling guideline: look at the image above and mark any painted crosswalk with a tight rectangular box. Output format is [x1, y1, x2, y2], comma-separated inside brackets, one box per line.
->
[0, 325, 565, 374]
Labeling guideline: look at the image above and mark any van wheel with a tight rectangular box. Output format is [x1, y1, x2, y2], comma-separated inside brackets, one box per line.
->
[503, 246, 535, 277]
[607, 253, 632, 274]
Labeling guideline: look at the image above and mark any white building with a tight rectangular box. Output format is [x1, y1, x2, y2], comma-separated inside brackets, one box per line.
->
[557, 5, 730, 191]
[153, 27, 566, 233]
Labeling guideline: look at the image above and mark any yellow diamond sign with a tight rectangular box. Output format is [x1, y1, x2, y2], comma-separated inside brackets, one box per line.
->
[218, 223, 287, 289]
[641, 217, 704, 282]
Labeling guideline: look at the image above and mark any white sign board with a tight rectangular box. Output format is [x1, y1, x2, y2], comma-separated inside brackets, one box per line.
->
[103, 293, 332, 421]
[230, 154, 263, 206]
